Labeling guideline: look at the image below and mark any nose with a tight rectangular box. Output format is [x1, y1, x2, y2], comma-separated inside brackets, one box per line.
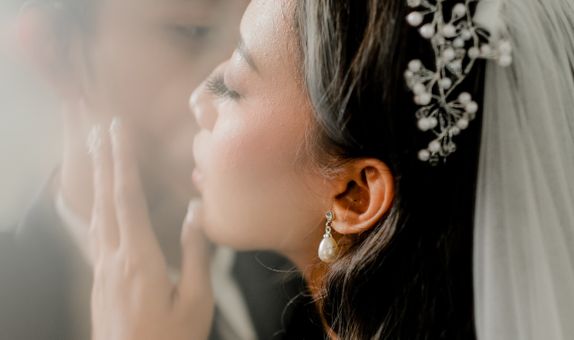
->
[189, 80, 218, 131]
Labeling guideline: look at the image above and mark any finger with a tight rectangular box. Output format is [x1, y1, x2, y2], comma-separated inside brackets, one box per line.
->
[88, 124, 119, 254]
[178, 199, 212, 302]
[109, 117, 159, 255]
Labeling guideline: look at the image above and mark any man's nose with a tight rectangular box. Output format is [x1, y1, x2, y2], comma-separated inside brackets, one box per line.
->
[189, 81, 218, 131]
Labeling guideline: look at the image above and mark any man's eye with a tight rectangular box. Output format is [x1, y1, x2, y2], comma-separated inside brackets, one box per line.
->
[170, 25, 211, 41]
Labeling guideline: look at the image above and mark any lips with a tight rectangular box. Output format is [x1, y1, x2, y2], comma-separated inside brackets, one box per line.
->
[191, 131, 207, 193]
[191, 168, 203, 192]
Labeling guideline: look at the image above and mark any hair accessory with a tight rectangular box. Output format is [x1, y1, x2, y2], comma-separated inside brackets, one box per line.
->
[404, 0, 512, 163]
[318, 211, 339, 263]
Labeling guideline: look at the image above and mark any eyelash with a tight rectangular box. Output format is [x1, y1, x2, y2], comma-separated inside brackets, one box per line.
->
[206, 74, 241, 101]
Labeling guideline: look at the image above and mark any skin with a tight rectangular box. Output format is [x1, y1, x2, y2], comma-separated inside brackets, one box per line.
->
[20, 0, 248, 265]
[90, 0, 395, 338]
[90, 119, 213, 340]
[190, 0, 394, 268]
[190, 0, 331, 266]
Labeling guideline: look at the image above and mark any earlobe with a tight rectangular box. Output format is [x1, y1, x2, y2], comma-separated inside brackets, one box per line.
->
[329, 159, 394, 235]
[17, 4, 59, 71]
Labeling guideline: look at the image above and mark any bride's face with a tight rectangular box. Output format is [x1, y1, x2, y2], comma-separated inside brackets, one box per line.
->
[190, 0, 330, 262]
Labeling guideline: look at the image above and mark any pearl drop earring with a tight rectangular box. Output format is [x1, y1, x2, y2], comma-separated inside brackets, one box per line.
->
[318, 211, 339, 263]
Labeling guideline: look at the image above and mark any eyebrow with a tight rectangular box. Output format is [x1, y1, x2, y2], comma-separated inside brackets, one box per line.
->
[237, 35, 259, 73]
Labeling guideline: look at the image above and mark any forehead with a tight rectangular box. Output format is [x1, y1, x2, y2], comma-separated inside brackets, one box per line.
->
[108, 0, 217, 8]
[98, 0, 225, 20]
[239, 0, 298, 74]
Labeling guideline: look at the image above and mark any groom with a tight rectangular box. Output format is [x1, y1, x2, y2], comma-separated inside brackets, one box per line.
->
[0, 0, 302, 339]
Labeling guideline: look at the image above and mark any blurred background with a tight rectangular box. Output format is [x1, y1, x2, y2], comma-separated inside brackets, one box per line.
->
[0, 1, 60, 231]
[0, 2, 301, 339]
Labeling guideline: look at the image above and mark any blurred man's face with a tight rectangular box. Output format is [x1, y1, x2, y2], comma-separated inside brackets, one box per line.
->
[79, 0, 247, 257]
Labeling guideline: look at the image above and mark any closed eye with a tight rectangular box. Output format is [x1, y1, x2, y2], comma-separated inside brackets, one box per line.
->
[206, 74, 241, 100]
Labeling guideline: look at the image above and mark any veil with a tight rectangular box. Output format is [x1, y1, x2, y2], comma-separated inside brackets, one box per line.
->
[473, 0, 574, 339]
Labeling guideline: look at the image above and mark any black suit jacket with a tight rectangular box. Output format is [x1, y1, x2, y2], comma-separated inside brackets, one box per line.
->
[0, 180, 77, 340]
[231, 252, 325, 340]
[0, 179, 325, 340]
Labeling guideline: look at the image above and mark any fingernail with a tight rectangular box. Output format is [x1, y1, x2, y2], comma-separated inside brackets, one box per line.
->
[185, 199, 203, 229]
[109, 116, 122, 136]
[87, 125, 102, 157]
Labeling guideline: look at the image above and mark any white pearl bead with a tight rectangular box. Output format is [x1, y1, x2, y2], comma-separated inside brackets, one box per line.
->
[413, 82, 426, 95]
[442, 24, 456, 38]
[408, 59, 422, 72]
[449, 60, 462, 72]
[429, 140, 441, 153]
[457, 118, 469, 130]
[419, 24, 435, 39]
[407, 0, 422, 7]
[318, 236, 338, 263]
[418, 149, 431, 162]
[428, 117, 438, 128]
[450, 126, 461, 136]
[458, 92, 472, 104]
[465, 101, 478, 114]
[439, 78, 452, 89]
[442, 48, 456, 62]
[468, 47, 480, 59]
[461, 29, 472, 41]
[453, 3, 467, 17]
[498, 40, 512, 54]
[498, 54, 513, 67]
[453, 38, 465, 48]
[407, 12, 423, 27]
[418, 118, 431, 131]
[445, 143, 457, 153]
[416, 93, 432, 105]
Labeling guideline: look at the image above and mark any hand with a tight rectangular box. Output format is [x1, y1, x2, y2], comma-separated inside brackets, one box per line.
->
[88, 118, 213, 340]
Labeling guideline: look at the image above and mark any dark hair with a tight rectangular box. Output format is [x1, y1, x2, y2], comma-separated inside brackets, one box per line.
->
[297, 1, 486, 338]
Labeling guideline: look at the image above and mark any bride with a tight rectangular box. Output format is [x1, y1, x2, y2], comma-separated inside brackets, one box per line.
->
[87, 0, 574, 339]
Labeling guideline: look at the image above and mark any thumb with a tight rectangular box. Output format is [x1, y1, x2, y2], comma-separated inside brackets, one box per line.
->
[178, 199, 212, 302]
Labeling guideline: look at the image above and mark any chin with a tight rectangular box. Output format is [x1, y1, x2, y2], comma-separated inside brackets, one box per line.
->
[202, 219, 285, 254]
[200, 220, 253, 251]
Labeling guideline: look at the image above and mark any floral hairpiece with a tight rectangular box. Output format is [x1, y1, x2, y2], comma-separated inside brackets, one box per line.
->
[404, 0, 512, 163]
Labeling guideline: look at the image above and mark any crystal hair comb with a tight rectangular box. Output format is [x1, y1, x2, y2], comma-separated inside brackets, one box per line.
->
[404, 0, 512, 163]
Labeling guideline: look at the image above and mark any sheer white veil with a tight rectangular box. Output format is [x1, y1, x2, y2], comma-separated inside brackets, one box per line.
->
[473, 0, 574, 339]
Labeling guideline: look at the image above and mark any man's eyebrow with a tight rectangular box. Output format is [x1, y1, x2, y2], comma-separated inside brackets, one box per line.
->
[177, 0, 213, 5]
[237, 35, 259, 73]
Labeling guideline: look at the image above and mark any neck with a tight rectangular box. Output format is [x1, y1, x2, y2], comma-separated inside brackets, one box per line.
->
[285, 244, 339, 340]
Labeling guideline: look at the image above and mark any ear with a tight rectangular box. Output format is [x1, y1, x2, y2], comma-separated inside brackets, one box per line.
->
[16, 2, 82, 98]
[329, 159, 394, 235]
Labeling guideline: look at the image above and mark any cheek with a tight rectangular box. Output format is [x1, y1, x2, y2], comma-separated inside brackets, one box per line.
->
[86, 37, 210, 157]
[200, 101, 325, 252]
